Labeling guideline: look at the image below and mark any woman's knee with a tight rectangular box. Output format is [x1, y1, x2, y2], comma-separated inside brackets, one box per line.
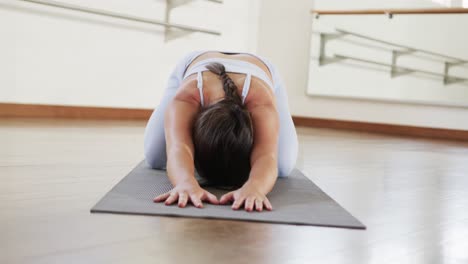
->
[277, 146, 298, 177]
[278, 159, 295, 177]
[277, 124, 298, 177]
[144, 126, 167, 169]
[144, 149, 166, 169]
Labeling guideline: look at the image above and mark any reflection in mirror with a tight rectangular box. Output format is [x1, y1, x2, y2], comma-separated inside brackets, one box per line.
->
[308, 7, 468, 107]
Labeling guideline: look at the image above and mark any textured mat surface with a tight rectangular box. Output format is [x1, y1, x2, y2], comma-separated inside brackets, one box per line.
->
[91, 161, 365, 229]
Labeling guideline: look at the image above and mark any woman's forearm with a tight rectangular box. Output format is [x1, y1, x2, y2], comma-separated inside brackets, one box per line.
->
[166, 145, 198, 187]
[246, 154, 278, 195]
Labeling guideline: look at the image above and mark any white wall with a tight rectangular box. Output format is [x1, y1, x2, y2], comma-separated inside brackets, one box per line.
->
[2, 0, 468, 130]
[255, 0, 468, 130]
[1, 0, 259, 108]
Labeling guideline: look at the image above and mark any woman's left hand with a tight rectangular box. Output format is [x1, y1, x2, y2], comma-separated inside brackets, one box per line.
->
[219, 182, 273, 212]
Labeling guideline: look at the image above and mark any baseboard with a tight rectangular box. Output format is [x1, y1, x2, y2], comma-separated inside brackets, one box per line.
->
[1, 103, 467, 141]
[0, 103, 152, 120]
[292, 116, 468, 141]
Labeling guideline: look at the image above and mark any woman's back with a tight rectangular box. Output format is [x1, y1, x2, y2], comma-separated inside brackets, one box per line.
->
[180, 51, 276, 109]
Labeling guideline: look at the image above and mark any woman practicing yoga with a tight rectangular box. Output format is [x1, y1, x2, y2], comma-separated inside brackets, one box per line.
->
[144, 51, 298, 212]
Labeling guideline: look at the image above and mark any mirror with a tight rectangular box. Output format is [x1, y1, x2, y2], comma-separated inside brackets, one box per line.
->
[307, 3, 468, 107]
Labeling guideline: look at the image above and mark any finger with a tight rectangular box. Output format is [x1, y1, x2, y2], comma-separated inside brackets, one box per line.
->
[220, 192, 234, 205]
[263, 198, 273, 211]
[190, 194, 204, 208]
[255, 199, 263, 212]
[203, 191, 219, 205]
[245, 197, 255, 212]
[165, 192, 178, 205]
[178, 192, 188, 208]
[232, 196, 245, 210]
[154, 192, 170, 202]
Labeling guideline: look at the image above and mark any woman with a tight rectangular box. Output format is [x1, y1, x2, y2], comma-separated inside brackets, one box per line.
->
[144, 50, 298, 212]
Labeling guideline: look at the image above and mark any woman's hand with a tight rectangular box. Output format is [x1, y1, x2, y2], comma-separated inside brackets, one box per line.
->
[154, 182, 219, 208]
[219, 182, 273, 212]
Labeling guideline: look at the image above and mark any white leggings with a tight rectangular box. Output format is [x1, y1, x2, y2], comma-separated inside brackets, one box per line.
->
[144, 51, 298, 177]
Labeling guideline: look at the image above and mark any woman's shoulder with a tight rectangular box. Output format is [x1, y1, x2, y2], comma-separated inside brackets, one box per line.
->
[245, 78, 276, 110]
[173, 76, 202, 106]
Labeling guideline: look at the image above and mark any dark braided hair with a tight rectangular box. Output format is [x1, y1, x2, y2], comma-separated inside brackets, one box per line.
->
[192, 62, 254, 187]
[205, 63, 243, 105]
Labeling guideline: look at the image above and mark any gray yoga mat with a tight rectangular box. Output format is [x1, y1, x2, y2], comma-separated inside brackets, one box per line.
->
[91, 161, 366, 229]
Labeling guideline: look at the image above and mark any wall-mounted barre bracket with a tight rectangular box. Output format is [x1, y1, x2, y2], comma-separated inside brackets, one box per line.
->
[391, 68, 416, 78]
[164, 0, 223, 41]
[444, 61, 466, 85]
[165, 0, 194, 41]
[444, 76, 465, 85]
[165, 0, 223, 42]
[391, 49, 415, 78]
[318, 32, 348, 65]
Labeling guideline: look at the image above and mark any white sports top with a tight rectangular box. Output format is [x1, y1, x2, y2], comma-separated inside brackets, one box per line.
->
[182, 57, 274, 106]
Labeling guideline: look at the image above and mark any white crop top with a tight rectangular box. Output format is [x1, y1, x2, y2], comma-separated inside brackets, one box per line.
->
[182, 57, 274, 106]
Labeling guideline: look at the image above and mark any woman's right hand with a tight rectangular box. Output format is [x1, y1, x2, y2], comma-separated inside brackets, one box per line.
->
[153, 182, 219, 208]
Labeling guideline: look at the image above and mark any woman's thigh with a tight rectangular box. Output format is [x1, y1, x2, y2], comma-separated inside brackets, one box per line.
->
[143, 87, 177, 169]
[272, 67, 298, 177]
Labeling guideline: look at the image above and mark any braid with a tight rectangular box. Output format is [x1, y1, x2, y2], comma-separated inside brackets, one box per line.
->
[206, 62, 242, 105]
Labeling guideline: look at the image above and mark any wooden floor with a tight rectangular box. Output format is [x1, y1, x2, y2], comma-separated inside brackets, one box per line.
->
[1, 118, 468, 264]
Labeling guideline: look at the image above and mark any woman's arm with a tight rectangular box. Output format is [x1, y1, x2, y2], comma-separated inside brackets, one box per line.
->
[246, 102, 280, 194]
[163, 88, 199, 187]
[154, 84, 218, 208]
[220, 99, 280, 212]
